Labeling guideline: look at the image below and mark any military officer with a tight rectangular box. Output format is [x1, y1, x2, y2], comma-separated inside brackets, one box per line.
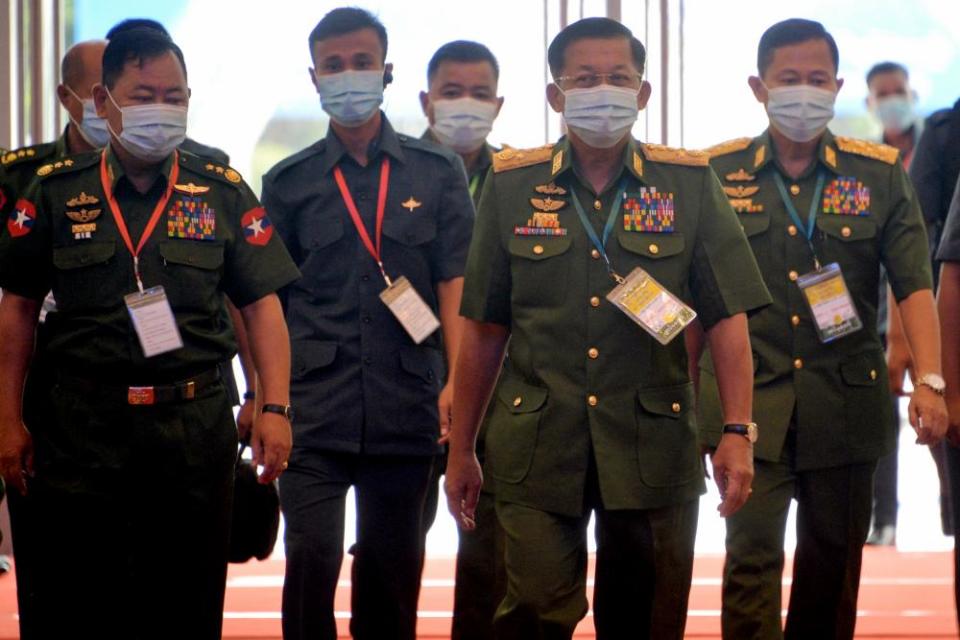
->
[418, 39, 506, 640]
[261, 8, 474, 640]
[445, 17, 770, 639]
[0, 29, 299, 639]
[698, 18, 948, 639]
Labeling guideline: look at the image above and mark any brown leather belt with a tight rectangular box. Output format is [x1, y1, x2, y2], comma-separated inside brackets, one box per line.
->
[58, 367, 222, 405]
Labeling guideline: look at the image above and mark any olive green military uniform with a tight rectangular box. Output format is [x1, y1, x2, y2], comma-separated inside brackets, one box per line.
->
[461, 137, 769, 638]
[698, 130, 932, 639]
[0, 146, 299, 639]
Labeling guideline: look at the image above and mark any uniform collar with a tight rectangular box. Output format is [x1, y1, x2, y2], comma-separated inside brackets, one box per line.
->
[752, 128, 842, 177]
[549, 136, 646, 185]
[320, 111, 405, 175]
[103, 143, 177, 191]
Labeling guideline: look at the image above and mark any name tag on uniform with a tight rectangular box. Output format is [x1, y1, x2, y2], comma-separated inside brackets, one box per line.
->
[606, 267, 696, 345]
[124, 286, 184, 357]
[379, 276, 441, 345]
[796, 262, 862, 343]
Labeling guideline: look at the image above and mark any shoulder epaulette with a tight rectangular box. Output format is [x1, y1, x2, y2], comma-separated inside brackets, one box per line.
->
[264, 143, 325, 182]
[398, 133, 460, 164]
[3, 142, 56, 168]
[641, 143, 710, 167]
[834, 136, 899, 165]
[703, 137, 753, 159]
[35, 151, 98, 178]
[492, 144, 553, 173]
[181, 152, 246, 187]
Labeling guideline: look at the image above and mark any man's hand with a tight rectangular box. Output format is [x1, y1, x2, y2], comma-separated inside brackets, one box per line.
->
[236, 398, 255, 442]
[709, 433, 754, 517]
[444, 448, 482, 531]
[437, 381, 454, 445]
[251, 412, 292, 484]
[0, 420, 33, 495]
[909, 386, 948, 445]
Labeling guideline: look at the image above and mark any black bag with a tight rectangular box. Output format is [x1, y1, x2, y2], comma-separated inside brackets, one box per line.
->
[228, 442, 280, 563]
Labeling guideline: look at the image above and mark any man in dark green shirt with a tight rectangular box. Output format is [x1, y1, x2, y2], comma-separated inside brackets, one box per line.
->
[445, 17, 769, 639]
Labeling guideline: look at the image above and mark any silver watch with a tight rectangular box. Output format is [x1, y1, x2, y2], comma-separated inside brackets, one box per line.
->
[916, 373, 946, 396]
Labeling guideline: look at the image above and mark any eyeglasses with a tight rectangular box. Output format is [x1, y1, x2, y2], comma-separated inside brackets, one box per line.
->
[555, 72, 642, 90]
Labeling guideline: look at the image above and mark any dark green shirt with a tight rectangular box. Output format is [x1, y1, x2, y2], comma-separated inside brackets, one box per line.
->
[461, 137, 770, 516]
[0, 145, 300, 383]
[698, 129, 933, 470]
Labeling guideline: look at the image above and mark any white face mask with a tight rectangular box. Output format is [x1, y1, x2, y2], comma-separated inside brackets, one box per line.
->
[107, 89, 188, 162]
[875, 95, 914, 134]
[765, 85, 836, 143]
[561, 85, 639, 149]
[316, 69, 384, 127]
[66, 87, 110, 148]
[430, 97, 497, 153]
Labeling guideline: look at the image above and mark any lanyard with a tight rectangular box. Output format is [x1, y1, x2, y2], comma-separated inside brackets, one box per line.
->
[334, 156, 392, 285]
[99, 149, 180, 292]
[774, 170, 826, 271]
[468, 173, 481, 199]
[570, 180, 628, 283]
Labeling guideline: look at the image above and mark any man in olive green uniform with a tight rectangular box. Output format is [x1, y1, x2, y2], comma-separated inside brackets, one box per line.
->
[697, 19, 948, 639]
[0, 30, 299, 639]
[418, 39, 506, 640]
[445, 17, 770, 640]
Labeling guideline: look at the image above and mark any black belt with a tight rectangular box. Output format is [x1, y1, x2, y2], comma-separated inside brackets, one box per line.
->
[58, 367, 222, 405]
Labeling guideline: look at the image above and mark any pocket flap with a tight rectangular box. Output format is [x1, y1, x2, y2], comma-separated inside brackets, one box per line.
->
[399, 346, 441, 383]
[840, 351, 882, 387]
[383, 218, 437, 246]
[618, 232, 685, 259]
[738, 213, 770, 238]
[816, 216, 876, 242]
[496, 375, 549, 414]
[291, 340, 338, 377]
[300, 218, 345, 250]
[637, 384, 690, 419]
[53, 240, 116, 270]
[508, 236, 572, 261]
[159, 240, 224, 270]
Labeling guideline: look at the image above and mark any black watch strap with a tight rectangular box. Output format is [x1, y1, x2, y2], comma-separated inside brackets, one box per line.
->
[723, 422, 758, 443]
[262, 403, 294, 421]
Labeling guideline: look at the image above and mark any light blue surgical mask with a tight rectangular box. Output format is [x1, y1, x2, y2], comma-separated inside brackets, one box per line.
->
[561, 85, 639, 149]
[765, 85, 836, 143]
[106, 89, 188, 163]
[316, 69, 384, 127]
[875, 95, 914, 134]
[66, 87, 110, 148]
[430, 98, 497, 153]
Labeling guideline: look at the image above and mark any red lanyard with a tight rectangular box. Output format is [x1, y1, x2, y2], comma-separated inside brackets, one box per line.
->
[333, 156, 392, 285]
[99, 149, 179, 292]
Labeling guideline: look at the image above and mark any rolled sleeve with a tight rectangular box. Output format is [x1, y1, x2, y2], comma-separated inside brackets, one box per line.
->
[882, 162, 934, 301]
[459, 174, 511, 327]
[429, 156, 475, 283]
[936, 175, 960, 263]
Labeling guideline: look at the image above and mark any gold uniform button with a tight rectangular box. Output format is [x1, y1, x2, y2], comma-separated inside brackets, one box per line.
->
[841, 226, 852, 238]
[591, 248, 601, 259]
[870, 369, 877, 380]
[587, 395, 598, 407]
[671, 402, 681, 413]
[794, 358, 803, 369]
[533, 244, 545, 255]
[648, 244, 659, 255]
[513, 396, 523, 407]
[790, 184, 801, 196]
[787, 224, 798, 237]
[590, 296, 601, 308]
[593, 199, 602, 211]
[788, 270, 799, 282]
[587, 347, 599, 359]
[791, 314, 800, 327]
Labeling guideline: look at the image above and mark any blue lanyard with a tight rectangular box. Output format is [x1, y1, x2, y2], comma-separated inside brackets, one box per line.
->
[570, 180, 628, 283]
[774, 170, 826, 271]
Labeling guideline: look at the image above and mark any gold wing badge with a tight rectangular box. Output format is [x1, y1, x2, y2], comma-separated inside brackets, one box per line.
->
[530, 197, 566, 212]
[401, 196, 422, 212]
[174, 182, 211, 196]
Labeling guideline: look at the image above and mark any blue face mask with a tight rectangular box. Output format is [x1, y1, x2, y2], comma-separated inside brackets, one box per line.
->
[107, 89, 188, 163]
[315, 69, 384, 127]
[66, 87, 110, 148]
[875, 95, 914, 134]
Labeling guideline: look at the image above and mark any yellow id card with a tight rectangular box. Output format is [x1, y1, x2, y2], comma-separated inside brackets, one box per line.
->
[797, 262, 862, 343]
[606, 267, 696, 345]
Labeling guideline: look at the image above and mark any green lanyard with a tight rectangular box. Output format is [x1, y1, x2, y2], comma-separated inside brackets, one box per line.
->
[774, 170, 827, 271]
[570, 179, 628, 283]
[468, 173, 481, 199]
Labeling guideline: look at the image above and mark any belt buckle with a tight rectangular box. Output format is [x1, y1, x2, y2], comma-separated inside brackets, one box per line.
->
[128, 386, 155, 405]
[183, 380, 196, 400]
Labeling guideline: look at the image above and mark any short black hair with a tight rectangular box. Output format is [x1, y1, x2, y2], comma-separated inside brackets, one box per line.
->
[102, 28, 187, 89]
[427, 40, 499, 84]
[547, 17, 646, 79]
[308, 7, 388, 63]
[757, 19, 839, 77]
[866, 61, 909, 87]
[105, 18, 170, 40]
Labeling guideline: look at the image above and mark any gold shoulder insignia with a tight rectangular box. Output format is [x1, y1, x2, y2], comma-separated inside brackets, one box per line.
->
[641, 143, 710, 167]
[703, 137, 753, 158]
[36, 164, 54, 177]
[174, 182, 211, 196]
[492, 144, 553, 173]
[834, 136, 899, 165]
[223, 168, 242, 184]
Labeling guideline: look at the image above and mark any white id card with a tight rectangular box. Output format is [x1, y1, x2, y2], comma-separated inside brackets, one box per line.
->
[606, 267, 697, 345]
[124, 286, 184, 357]
[797, 262, 862, 343]
[379, 276, 441, 344]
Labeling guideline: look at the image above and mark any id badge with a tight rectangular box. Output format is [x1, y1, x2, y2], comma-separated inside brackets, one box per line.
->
[796, 262, 862, 343]
[379, 276, 441, 344]
[124, 285, 184, 357]
[606, 267, 697, 345]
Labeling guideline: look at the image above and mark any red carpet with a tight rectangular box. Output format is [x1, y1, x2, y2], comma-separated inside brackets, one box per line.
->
[0, 548, 952, 638]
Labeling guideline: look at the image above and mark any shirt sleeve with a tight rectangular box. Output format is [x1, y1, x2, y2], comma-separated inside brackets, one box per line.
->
[881, 161, 934, 301]
[908, 121, 945, 251]
[688, 166, 771, 330]
[221, 181, 301, 309]
[0, 179, 53, 300]
[429, 155, 475, 282]
[459, 172, 512, 327]
[936, 176, 960, 263]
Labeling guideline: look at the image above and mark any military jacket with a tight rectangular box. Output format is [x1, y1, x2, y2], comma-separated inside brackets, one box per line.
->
[0, 146, 300, 383]
[420, 129, 495, 206]
[937, 179, 960, 262]
[0, 135, 67, 227]
[262, 115, 474, 457]
[698, 130, 933, 470]
[460, 136, 770, 517]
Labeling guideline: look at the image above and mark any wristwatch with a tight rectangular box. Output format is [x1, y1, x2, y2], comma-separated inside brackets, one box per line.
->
[723, 422, 758, 444]
[262, 403, 295, 421]
[916, 373, 946, 396]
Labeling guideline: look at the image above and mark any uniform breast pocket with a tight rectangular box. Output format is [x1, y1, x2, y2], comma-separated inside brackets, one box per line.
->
[157, 240, 224, 313]
[297, 218, 346, 293]
[738, 212, 771, 266]
[382, 216, 437, 285]
[616, 231, 686, 292]
[508, 236, 572, 308]
[52, 240, 123, 310]
[816, 216, 878, 275]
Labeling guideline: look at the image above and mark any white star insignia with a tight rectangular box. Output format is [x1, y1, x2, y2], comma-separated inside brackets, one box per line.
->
[13, 208, 29, 229]
[246, 216, 265, 237]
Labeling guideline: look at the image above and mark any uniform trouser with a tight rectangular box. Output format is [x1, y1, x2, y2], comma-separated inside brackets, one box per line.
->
[451, 489, 507, 640]
[946, 442, 960, 632]
[279, 450, 433, 640]
[26, 378, 237, 640]
[871, 395, 901, 528]
[494, 498, 698, 640]
[722, 437, 875, 640]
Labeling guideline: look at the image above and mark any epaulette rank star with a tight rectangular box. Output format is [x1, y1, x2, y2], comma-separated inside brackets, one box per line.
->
[2, 148, 37, 165]
[35, 158, 76, 177]
[203, 162, 243, 184]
